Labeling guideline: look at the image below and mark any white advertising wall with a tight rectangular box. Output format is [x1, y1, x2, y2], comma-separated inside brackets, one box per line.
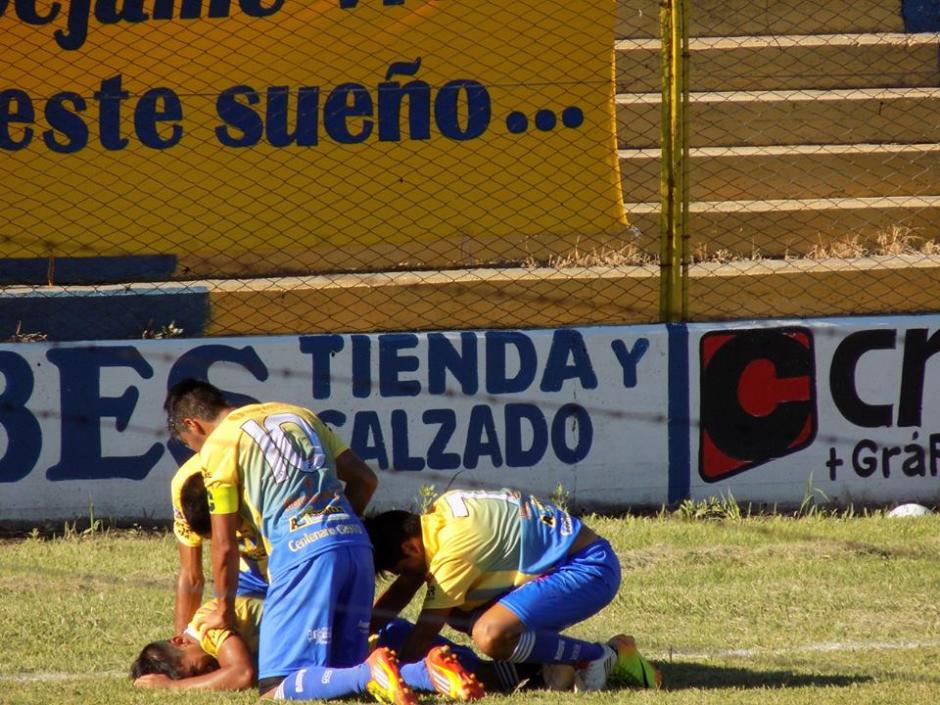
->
[0, 326, 667, 521]
[687, 315, 940, 505]
[1, 314, 938, 522]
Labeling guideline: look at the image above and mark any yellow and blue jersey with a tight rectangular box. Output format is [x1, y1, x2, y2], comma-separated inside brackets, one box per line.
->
[421, 489, 581, 611]
[185, 595, 263, 660]
[171, 456, 206, 549]
[171, 456, 269, 590]
[200, 402, 370, 578]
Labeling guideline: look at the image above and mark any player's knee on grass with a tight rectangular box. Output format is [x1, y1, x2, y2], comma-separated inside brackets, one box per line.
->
[258, 676, 284, 699]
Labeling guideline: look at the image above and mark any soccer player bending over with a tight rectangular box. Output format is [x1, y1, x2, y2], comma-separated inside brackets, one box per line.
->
[170, 456, 269, 634]
[366, 488, 662, 692]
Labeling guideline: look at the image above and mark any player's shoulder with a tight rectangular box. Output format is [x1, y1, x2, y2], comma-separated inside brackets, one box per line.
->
[225, 401, 321, 425]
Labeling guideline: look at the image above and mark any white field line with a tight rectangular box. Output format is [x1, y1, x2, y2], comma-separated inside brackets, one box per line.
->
[1, 670, 124, 683]
[6, 638, 940, 683]
[652, 637, 940, 661]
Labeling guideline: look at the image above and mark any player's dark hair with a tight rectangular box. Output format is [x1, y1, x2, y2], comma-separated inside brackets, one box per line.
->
[181, 472, 212, 538]
[130, 640, 184, 681]
[164, 378, 229, 439]
[364, 510, 422, 575]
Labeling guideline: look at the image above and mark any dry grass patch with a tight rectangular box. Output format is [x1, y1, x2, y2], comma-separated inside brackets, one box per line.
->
[523, 236, 655, 268]
[520, 225, 940, 268]
[808, 226, 940, 260]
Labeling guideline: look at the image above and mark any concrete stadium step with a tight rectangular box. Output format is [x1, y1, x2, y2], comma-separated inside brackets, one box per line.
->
[683, 255, 940, 321]
[11, 258, 940, 334]
[616, 34, 940, 92]
[619, 144, 940, 203]
[623, 196, 940, 257]
[616, 88, 940, 149]
[616, 0, 905, 39]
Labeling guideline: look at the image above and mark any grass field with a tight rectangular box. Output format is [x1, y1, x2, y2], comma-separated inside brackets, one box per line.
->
[2, 511, 939, 705]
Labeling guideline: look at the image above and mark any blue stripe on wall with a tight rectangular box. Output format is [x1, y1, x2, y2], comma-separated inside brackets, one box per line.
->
[0, 255, 177, 285]
[0, 288, 209, 341]
[667, 322, 691, 504]
[903, 0, 940, 31]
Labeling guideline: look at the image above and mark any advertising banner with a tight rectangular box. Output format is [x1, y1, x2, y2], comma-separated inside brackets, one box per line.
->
[0, 326, 665, 520]
[3, 314, 938, 522]
[689, 316, 940, 505]
[1, 0, 627, 278]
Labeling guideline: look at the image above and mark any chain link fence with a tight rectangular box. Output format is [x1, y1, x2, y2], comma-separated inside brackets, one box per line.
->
[2, 0, 939, 340]
[619, 0, 940, 321]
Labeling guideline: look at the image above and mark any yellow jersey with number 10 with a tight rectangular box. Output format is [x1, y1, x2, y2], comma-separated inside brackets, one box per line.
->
[200, 402, 370, 578]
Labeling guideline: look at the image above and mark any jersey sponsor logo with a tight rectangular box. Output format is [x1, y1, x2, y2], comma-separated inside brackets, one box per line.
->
[288, 503, 349, 532]
[699, 327, 817, 482]
[286, 523, 364, 552]
[307, 627, 331, 646]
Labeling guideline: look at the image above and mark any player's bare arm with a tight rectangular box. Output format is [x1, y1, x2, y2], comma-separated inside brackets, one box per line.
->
[335, 448, 378, 515]
[174, 542, 204, 634]
[371, 571, 426, 634]
[399, 607, 452, 663]
[205, 512, 240, 631]
[134, 631, 255, 691]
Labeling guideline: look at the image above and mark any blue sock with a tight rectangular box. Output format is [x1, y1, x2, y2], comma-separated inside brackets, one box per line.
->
[493, 661, 522, 691]
[509, 631, 605, 664]
[376, 618, 479, 666]
[400, 661, 435, 692]
[275, 663, 370, 700]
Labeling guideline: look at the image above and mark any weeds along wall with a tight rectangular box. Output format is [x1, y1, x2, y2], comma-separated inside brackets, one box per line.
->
[2, 1, 939, 341]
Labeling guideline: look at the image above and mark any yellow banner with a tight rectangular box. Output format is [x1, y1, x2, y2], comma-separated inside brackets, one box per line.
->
[1, 0, 626, 276]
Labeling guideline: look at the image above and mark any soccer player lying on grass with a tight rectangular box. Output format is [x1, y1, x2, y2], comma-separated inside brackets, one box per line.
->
[175, 478, 570, 696]
[131, 594, 484, 701]
[365, 488, 662, 692]
[132, 595, 262, 691]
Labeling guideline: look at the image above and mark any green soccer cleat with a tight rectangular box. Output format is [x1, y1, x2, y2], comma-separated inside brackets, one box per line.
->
[608, 634, 662, 689]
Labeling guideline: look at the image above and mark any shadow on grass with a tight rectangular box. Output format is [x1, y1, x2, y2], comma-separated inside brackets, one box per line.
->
[642, 661, 873, 690]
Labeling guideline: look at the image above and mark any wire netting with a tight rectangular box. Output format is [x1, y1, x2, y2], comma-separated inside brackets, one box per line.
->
[619, 0, 940, 321]
[2, 0, 939, 340]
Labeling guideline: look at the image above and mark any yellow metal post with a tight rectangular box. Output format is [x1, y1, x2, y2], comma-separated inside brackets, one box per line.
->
[659, 0, 690, 321]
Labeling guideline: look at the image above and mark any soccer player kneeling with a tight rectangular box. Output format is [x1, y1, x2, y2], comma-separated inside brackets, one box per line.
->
[366, 489, 662, 692]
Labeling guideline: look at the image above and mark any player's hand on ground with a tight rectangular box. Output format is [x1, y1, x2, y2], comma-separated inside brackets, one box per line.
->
[134, 673, 173, 689]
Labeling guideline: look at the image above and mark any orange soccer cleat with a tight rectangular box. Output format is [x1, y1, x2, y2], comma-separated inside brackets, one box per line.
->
[424, 645, 485, 701]
[365, 647, 418, 705]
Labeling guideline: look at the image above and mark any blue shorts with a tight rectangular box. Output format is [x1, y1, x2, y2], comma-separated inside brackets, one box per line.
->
[258, 545, 374, 679]
[497, 538, 621, 632]
[236, 562, 269, 598]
